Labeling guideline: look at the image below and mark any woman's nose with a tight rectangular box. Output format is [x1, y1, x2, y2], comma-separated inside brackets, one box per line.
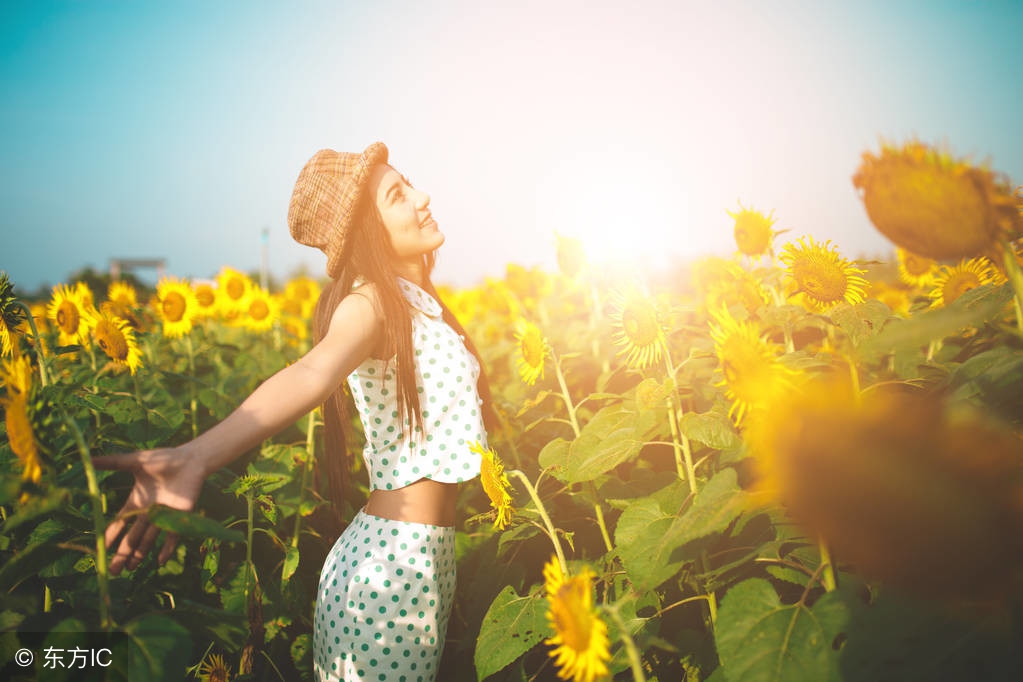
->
[415, 188, 430, 208]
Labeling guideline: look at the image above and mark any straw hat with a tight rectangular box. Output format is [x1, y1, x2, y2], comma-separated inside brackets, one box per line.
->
[287, 142, 389, 278]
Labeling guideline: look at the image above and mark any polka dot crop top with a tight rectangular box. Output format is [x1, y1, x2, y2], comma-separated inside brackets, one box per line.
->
[346, 277, 487, 491]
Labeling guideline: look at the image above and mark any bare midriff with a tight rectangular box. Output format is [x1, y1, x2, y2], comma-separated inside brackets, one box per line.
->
[363, 478, 460, 527]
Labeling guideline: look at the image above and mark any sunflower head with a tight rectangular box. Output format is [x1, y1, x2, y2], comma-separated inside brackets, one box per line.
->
[89, 309, 143, 375]
[543, 556, 611, 682]
[156, 277, 199, 338]
[727, 202, 778, 257]
[192, 282, 220, 318]
[216, 267, 253, 314]
[895, 248, 938, 289]
[709, 306, 798, 424]
[1, 349, 42, 490]
[555, 232, 587, 278]
[0, 272, 26, 357]
[705, 267, 770, 316]
[609, 287, 667, 370]
[853, 141, 1022, 260]
[471, 442, 513, 530]
[780, 236, 868, 310]
[691, 256, 744, 294]
[513, 318, 548, 385]
[241, 287, 279, 333]
[284, 276, 321, 318]
[47, 283, 92, 346]
[198, 652, 232, 682]
[928, 257, 997, 308]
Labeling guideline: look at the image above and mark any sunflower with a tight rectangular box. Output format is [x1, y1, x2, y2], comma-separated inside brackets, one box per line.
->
[780, 236, 868, 310]
[106, 280, 137, 310]
[705, 268, 770, 316]
[156, 277, 199, 338]
[198, 652, 231, 682]
[555, 232, 587, 278]
[470, 442, 513, 530]
[513, 318, 547, 385]
[191, 281, 219, 319]
[47, 284, 91, 346]
[1, 350, 42, 492]
[691, 256, 745, 294]
[216, 267, 253, 315]
[895, 248, 938, 289]
[542, 555, 611, 682]
[709, 306, 798, 424]
[869, 283, 911, 317]
[89, 309, 143, 375]
[609, 288, 667, 370]
[284, 276, 321, 318]
[240, 287, 278, 333]
[727, 202, 778, 257]
[928, 257, 997, 308]
[853, 140, 1021, 260]
[0, 272, 26, 357]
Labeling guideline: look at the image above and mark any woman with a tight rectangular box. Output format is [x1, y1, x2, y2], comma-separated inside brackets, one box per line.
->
[93, 142, 497, 682]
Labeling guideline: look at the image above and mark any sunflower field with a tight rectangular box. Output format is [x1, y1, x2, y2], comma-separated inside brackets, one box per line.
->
[2, 141, 1023, 682]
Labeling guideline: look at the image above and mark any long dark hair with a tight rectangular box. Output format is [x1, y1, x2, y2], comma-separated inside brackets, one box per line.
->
[311, 186, 497, 527]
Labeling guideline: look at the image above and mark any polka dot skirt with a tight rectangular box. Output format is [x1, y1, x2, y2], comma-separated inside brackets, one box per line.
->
[313, 509, 456, 682]
[347, 277, 486, 491]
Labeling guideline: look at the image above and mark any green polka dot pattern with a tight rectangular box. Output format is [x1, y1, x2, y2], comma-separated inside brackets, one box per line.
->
[313, 509, 457, 681]
[347, 278, 486, 490]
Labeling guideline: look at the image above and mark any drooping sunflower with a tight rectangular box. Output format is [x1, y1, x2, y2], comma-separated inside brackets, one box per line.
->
[709, 306, 799, 424]
[513, 318, 547, 385]
[853, 140, 1022, 260]
[542, 555, 611, 682]
[156, 277, 199, 338]
[89, 309, 143, 375]
[240, 287, 279, 333]
[895, 248, 938, 289]
[471, 441, 513, 530]
[216, 267, 253, 316]
[0, 272, 26, 357]
[284, 276, 321, 319]
[1, 350, 42, 491]
[47, 283, 91, 346]
[928, 257, 997, 308]
[727, 202, 779, 257]
[780, 236, 869, 310]
[197, 651, 232, 682]
[609, 287, 667, 370]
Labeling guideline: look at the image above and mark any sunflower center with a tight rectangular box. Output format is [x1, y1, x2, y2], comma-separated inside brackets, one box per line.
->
[226, 277, 246, 300]
[250, 299, 270, 321]
[942, 271, 982, 305]
[793, 258, 848, 303]
[721, 336, 773, 395]
[734, 217, 772, 255]
[282, 299, 302, 316]
[96, 320, 129, 361]
[56, 301, 80, 334]
[521, 334, 544, 368]
[162, 292, 187, 322]
[622, 304, 659, 347]
[294, 282, 311, 300]
[196, 287, 216, 308]
[553, 581, 594, 652]
[904, 253, 933, 276]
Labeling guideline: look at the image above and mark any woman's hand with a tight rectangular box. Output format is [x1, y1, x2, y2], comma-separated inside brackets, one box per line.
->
[92, 447, 207, 575]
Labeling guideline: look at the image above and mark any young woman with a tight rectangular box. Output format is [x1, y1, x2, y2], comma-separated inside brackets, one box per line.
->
[93, 142, 497, 682]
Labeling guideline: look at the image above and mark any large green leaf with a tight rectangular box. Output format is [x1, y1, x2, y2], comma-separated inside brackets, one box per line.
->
[615, 496, 680, 589]
[558, 404, 656, 483]
[475, 584, 548, 681]
[146, 506, 243, 543]
[680, 411, 741, 450]
[715, 579, 851, 682]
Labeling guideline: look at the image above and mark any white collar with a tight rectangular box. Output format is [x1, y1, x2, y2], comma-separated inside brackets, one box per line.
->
[397, 277, 442, 319]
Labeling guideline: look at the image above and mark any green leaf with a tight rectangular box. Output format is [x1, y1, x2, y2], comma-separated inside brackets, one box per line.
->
[680, 411, 741, 450]
[475, 584, 548, 681]
[147, 506, 244, 543]
[671, 468, 749, 548]
[282, 545, 300, 582]
[828, 299, 890, 348]
[615, 496, 682, 589]
[537, 437, 570, 472]
[559, 405, 654, 483]
[715, 579, 851, 682]
[114, 613, 193, 682]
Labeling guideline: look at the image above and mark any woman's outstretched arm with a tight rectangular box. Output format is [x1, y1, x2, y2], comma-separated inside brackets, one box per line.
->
[93, 287, 382, 574]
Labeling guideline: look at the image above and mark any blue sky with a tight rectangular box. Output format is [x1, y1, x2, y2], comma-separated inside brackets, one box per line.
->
[2, 0, 1021, 294]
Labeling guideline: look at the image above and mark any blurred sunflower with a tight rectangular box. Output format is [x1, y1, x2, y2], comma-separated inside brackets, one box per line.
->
[156, 277, 199, 338]
[542, 555, 611, 682]
[198, 652, 231, 682]
[869, 282, 911, 317]
[241, 287, 278, 333]
[853, 141, 1022, 260]
[0, 272, 26, 357]
[513, 318, 547, 385]
[705, 268, 770, 316]
[74, 281, 98, 315]
[744, 377, 1023, 601]
[727, 202, 779, 257]
[609, 288, 667, 370]
[555, 232, 587, 278]
[1, 349, 42, 494]
[780, 237, 868, 310]
[691, 256, 744, 294]
[47, 283, 91, 346]
[89, 309, 143, 375]
[284, 276, 321, 318]
[895, 248, 938, 289]
[192, 282, 220, 319]
[106, 280, 137, 311]
[216, 267, 253, 315]
[471, 442, 513, 530]
[709, 306, 798, 424]
[928, 257, 997, 308]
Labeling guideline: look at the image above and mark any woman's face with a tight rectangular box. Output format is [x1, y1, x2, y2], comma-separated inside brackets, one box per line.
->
[367, 164, 444, 261]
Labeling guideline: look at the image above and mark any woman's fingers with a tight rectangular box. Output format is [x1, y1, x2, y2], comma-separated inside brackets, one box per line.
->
[127, 523, 163, 571]
[110, 515, 149, 575]
[91, 452, 142, 471]
[157, 532, 179, 566]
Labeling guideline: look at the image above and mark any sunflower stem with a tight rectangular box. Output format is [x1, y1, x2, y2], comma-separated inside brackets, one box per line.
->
[12, 301, 49, 387]
[509, 469, 566, 575]
[818, 535, 837, 592]
[185, 335, 198, 440]
[603, 601, 647, 682]
[663, 347, 697, 494]
[288, 408, 318, 579]
[552, 350, 581, 438]
[999, 238, 1023, 332]
[61, 411, 114, 630]
[593, 497, 613, 554]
